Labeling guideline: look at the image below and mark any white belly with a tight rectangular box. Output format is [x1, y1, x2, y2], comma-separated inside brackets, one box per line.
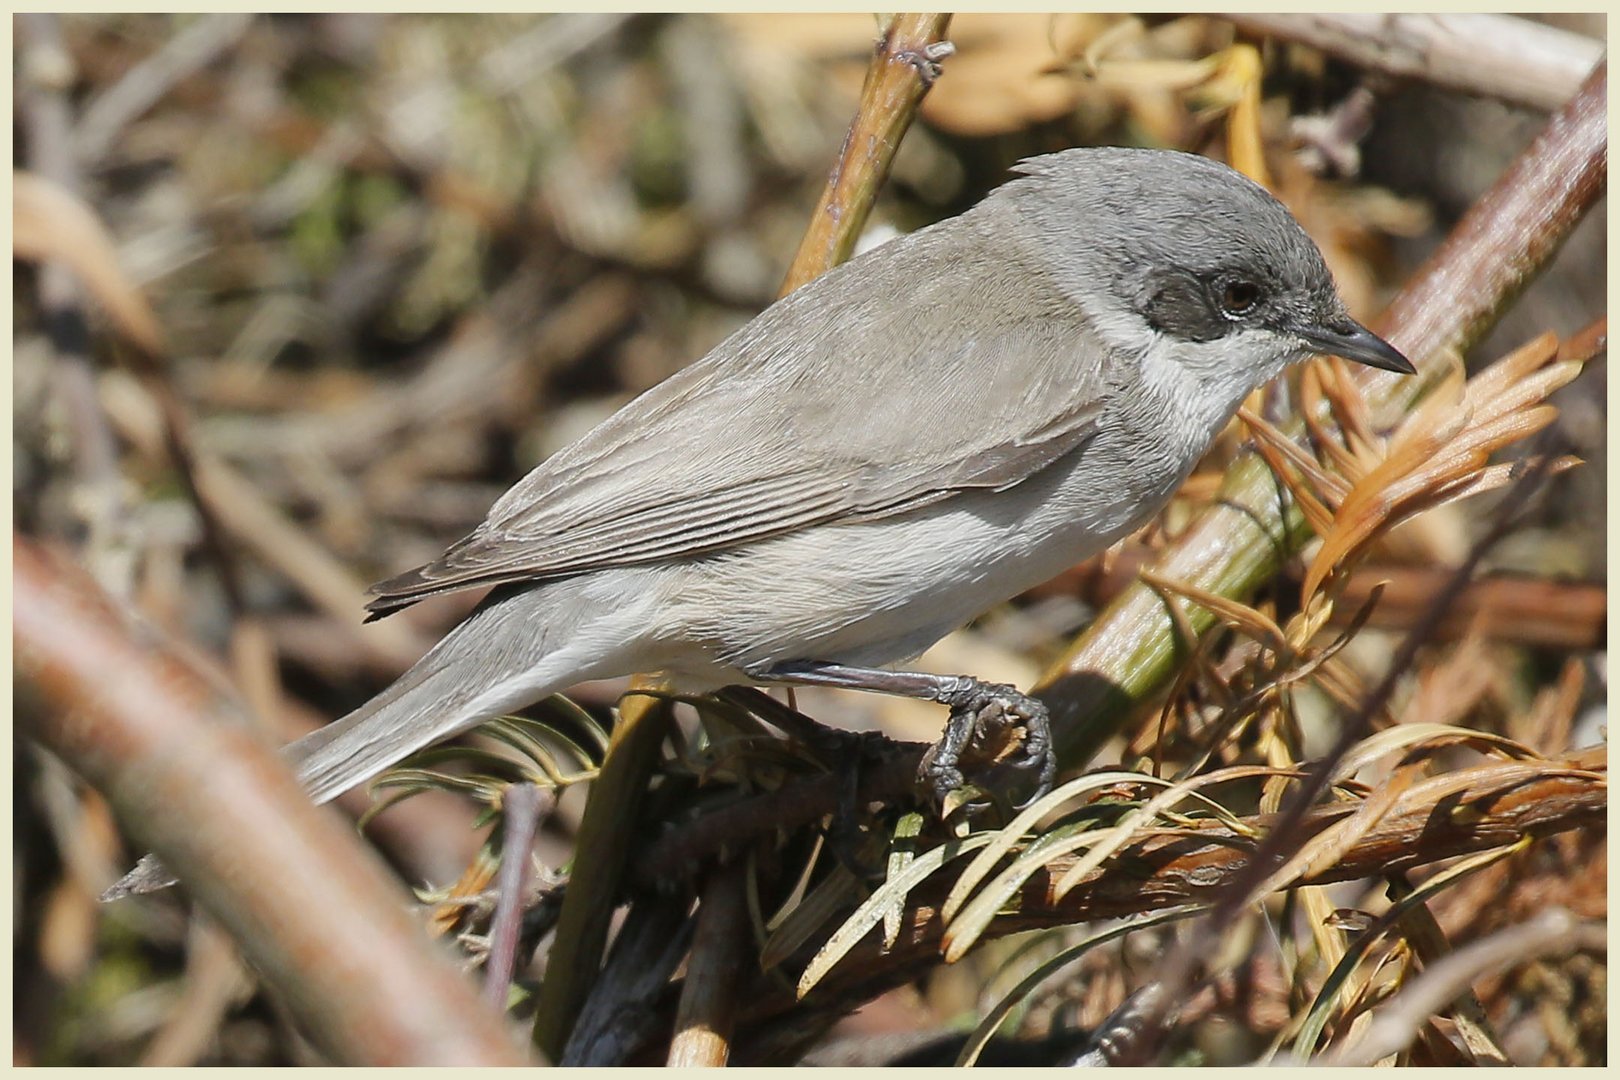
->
[652, 418, 1197, 674]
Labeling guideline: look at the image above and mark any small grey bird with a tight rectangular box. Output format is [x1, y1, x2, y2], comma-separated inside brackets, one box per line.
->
[112, 147, 1411, 896]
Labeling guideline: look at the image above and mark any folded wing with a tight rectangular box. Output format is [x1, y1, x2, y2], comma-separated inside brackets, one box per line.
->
[366, 227, 1108, 617]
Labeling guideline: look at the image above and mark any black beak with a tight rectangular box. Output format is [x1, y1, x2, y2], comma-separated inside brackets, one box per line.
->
[1297, 319, 1416, 374]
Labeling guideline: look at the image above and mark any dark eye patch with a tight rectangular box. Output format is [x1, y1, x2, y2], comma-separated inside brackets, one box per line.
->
[1140, 272, 1230, 342]
[1140, 268, 1274, 342]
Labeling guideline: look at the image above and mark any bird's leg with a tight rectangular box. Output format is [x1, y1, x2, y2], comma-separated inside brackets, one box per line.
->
[744, 661, 1056, 809]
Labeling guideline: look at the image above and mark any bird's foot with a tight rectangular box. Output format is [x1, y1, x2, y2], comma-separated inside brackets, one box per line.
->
[921, 679, 1055, 812]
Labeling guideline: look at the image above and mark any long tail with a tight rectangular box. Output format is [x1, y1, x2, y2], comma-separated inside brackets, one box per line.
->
[105, 581, 622, 899]
[291, 587, 579, 805]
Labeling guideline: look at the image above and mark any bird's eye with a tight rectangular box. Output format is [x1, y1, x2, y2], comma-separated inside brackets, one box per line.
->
[1217, 279, 1262, 319]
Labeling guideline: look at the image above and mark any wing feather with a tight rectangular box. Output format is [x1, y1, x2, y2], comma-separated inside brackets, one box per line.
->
[366, 218, 1112, 617]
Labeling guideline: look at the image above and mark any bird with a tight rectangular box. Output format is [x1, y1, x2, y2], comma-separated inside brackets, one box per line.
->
[109, 146, 1412, 897]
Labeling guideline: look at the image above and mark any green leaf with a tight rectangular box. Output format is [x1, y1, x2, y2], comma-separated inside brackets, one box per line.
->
[797, 833, 993, 998]
[883, 812, 926, 949]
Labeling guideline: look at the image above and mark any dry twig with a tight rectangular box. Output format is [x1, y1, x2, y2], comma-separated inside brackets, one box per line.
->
[1226, 14, 1601, 112]
[482, 783, 553, 1009]
[14, 535, 530, 1066]
[779, 14, 953, 294]
[668, 860, 751, 1066]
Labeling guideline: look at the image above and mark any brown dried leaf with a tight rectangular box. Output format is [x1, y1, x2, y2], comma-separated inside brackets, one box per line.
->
[1241, 404, 1352, 501]
[13, 170, 167, 357]
[1291, 759, 1425, 882]
[1312, 356, 1380, 458]
[1299, 364, 1371, 478]
[1141, 567, 1290, 654]
[1462, 332, 1560, 405]
[1219, 44, 1271, 188]
[1302, 332, 1582, 601]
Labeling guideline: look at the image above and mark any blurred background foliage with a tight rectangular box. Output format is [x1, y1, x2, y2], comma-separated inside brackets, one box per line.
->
[13, 12, 1605, 1066]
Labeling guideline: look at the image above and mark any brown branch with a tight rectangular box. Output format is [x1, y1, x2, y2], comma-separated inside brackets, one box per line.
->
[957, 694, 1593, 960]
[720, 747, 1605, 1059]
[1225, 14, 1601, 112]
[778, 14, 953, 295]
[1373, 63, 1606, 381]
[14, 534, 530, 1066]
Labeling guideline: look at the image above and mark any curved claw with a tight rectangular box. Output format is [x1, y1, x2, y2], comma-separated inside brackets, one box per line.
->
[1009, 748, 1057, 810]
[928, 763, 965, 805]
[923, 679, 1057, 813]
[1014, 725, 1056, 806]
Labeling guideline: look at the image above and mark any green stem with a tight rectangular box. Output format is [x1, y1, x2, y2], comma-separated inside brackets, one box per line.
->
[531, 692, 672, 1061]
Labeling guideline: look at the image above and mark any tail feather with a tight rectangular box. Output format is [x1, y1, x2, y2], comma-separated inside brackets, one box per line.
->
[290, 634, 527, 806]
[104, 582, 614, 900]
[303, 582, 598, 803]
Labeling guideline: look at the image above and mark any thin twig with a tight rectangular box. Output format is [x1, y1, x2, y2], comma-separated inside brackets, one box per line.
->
[778, 14, 953, 295]
[483, 783, 553, 1009]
